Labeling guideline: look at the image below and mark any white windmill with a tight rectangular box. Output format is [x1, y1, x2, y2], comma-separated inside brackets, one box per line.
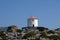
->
[27, 16, 38, 27]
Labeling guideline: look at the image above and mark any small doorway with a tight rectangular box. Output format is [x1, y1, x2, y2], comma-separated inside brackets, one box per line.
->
[33, 24, 34, 27]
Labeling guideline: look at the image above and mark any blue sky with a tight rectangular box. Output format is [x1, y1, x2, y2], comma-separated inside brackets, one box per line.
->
[0, 0, 60, 29]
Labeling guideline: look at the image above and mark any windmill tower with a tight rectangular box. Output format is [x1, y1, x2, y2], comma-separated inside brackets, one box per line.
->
[27, 16, 38, 27]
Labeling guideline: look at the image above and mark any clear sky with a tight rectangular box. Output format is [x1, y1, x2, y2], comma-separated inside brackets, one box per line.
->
[0, 0, 60, 29]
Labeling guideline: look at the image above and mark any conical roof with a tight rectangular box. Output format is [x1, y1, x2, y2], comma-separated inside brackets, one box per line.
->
[30, 16, 35, 19]
[28, 16, 36, 19]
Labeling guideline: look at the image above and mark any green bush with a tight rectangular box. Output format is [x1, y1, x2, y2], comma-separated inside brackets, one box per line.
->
[22, 32, 36, 39]
[47, 30, 55, 34]
[0, 31, 7, 40]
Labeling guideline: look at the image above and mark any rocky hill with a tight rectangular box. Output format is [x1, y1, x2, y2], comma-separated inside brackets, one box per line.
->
[0, 25, 60, 40]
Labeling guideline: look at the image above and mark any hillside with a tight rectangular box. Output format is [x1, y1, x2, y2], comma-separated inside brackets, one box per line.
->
[0, 25, 60, 40]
